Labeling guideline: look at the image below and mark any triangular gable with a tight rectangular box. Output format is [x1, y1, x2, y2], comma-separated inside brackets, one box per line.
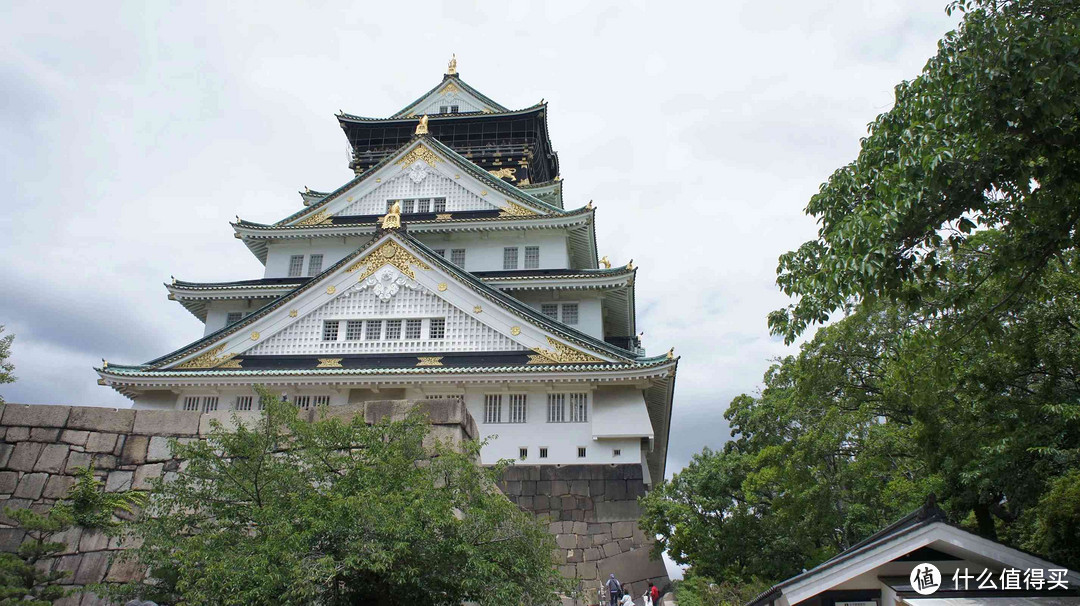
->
[279, 137, 561, 227]
[390, 75, 508, 119]
[155, 229, 634, 371]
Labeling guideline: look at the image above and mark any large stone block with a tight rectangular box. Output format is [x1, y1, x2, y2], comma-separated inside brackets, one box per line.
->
[79, 530, 110, 552]
[7, 442, 44, 471]
[34, 444, 70, 473]
[13, 473, 48, 499]
[74, 551, 110, 584]
[132, 463, 163, 490]
[595, 546, 668, 587]
[85, 432, 118, 453]
[596, 500, 642, 523]
[43, 475, 76, 499]
[2, 404, 71, 427]
[105, 557, 145, 583]
[60, 430, 89, 446]
[0, 528, 26, 552]
[146, 436, 174, 462]
[5, 427, 30, 442]
[119, 436, 149, 465]
[199, 410, 263, 435]
[105, 470, 134, 492]
[0, 443, 13, 468]
[54, 554, 82, 584]
[611, 521, 635, 539]
[29, 428, 61, 442]
[0, 471, 18, 493]
[132, 410, 200, 436]
[555, 534, 577, 549]
[65, 451, 93, 474]
[67, 407, 135, 434]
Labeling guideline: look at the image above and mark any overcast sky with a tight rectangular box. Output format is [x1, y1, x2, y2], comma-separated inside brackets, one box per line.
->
[0, 2, 960, 479]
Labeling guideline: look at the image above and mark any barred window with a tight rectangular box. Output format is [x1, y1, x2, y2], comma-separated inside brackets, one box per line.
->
[541, 304, 559, 320]
[313, 395, 330, 407]
[226, 312, 243, 326]
[569, 393, 588, 423]
[405, 319, 422, 339]
[201, 396, 219, 413]
[182, 396, 200, 411]
[385, 319, 402, 340]
[402, 199, 414, 214]
[439, 106, 448, 114]
[234, 396, 253, 411]
[429, 318, 445, 340]
[433, 197, 447, 212]
[450, 249, 466, 266]
[450, 105, 459, 113]
[503, 247, 519, 270]
[539, 447, 548, 459]
[308, 254, 323, 276]
[548, 393, 588, 423]
[519, 447, 528, 460]
[524, 246, 540, 269]
[345, 320, 363, 340]
[322, 320, 340, 341]
[562, 303, 579, 325]
[613, 449, 622, 457]
[484, 394, 502, 424]
[578, 447, 587, 458]
[288, 255, 304, 277]
[508, 394, 527, 423]
[416, 198, 431, 213]
[295, 395, 311, 409]
[547, 393, 565, 423]
[365, 320, 383, 340]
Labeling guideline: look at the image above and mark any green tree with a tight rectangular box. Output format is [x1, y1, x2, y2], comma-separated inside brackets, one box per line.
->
[113, 388, 563, 606]
[0, 326, 14, 403]
[770, 0, 1080, 343]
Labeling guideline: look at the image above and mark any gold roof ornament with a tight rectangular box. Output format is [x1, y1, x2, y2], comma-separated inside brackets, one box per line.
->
[599, 256, 611, 269]
[381, 201, 402, 230]
[667, 347, 675, 360]
[627, 259, 635, 270]
[447, 53, 457, 75]
[586, 200, 593, 210]
[415, 114, 429, 135]
[102, 358, 108, 369]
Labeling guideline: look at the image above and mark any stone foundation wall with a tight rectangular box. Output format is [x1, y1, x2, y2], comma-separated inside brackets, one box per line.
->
[0, 400, 476, 606]
[497, 464, 669, 604]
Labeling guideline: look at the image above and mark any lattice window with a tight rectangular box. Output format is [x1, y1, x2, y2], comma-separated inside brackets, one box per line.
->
[386, 319, 402, 340]
[429, 318, 445, 339]
[508, 394, 527, 423]
[562, 303, 579, 325]
[524, 246, 540, 269]
[288, 255, 304, 277]
[295, 396, 311, 409]
[539, 447, 548, 459]
[339, 170, 498, 216]
[308, 254, 323, 276]
[323, 320, 340, 341]
[201, 396, 219, 413]
[569, 393, 588, 422]
[401, 199, 414, 213]
[226, 312, 243, 326]
[234, 396, 253, 411]
[484, 394, 502, 424]
[450, 105, 459, 113]
[503, 247, 518, 270]
[416, 198, 431, 213]
[405, 319, 422, 340]
[433, 197, 447, 212]
[182, 396, 200, 411]
[541, 304, 559, 320]
[450, 249, 466, 266]
[313, 395, 330, 407]
[547, 394, 565, 423]
[345, 320, 363, 340]
[365, 320, 382, 340]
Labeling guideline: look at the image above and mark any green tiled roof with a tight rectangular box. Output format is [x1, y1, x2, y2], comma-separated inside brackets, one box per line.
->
[388, 74, 510, 119]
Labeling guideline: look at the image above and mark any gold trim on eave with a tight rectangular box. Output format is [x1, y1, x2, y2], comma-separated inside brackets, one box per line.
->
[296, 210, 331, 226]
[174, 344, 237, 370]
[417, 356, 444, 367]
[317, 358, 343, 368]
[527, 337, 605, 365]
[345, 239, 433, 281]
[499, 201, 539, 218]
[218, 358, 243, 369]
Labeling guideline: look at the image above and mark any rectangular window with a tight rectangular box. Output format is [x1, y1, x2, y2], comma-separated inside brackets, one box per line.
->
[385, 319, 402, 340]
[416, 198, 431, 213]
[507, 394, 527, 423]
[613, 449, 621, 457]
[402, 199, 414, 214]
[439, 105, 448, 114]
[308, 254, 323, 276]
[288, 255, 304, 277]
[519, 447, 528, 460]
[547, 393, 565, 423]
[484, 394, 502, 424]
[524, 246, 540, 269]
[345, 320, 364, 341]
[365, 320, 383, 340]
[433, 197, 447, 212]
[182, 396, 200, 411]
[578, 447, 587, 458]
[450, 105, 459, 113]
[569, 393, 588, 423]
[561, 303, 579, 325]
[322, 320, 340, 341]
[295, 395, 311, 409]
[405, 319, 422, 339]
[433, 249, 446, 257]
[450, 249, 466, 266]
[541, 304, 559, 320]
[503, 247, 519, 270]
[539, 447, 548, 459]
[226, 312, 243, 326]
[429, 318, 445, 340]
[313, 395, 330, 407]
[235, 396, 253, 411]
[201, 396, 219, 413]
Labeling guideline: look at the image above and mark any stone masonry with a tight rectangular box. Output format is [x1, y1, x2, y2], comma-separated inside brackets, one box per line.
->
[0, 399, 476, 606]
[497, 465, 670, 605]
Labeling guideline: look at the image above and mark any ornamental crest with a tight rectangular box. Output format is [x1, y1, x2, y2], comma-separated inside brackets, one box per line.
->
[355, 266, 419, 302]
[407, 162, 430, 184]
[395, 144, 441, 168]
[345, 239, 432, 281]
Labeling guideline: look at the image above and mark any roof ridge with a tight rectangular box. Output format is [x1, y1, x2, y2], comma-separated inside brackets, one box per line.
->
[388, 74, 509, 119]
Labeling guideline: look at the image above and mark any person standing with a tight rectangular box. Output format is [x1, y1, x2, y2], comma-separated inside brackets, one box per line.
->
[606, 574, 622, 606]
[649, 581, 659, 606]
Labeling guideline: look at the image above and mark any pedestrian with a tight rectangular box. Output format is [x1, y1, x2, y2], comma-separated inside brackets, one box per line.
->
[649, 581, 659, 606]
[606, 574, 622, 606]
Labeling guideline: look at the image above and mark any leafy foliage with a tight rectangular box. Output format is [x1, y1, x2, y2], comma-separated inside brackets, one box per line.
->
[112, 388, 563, 606]
[672, 572, 768, 606]
[770, 0, 1080, 343]
[57, 467, 145, 531]
[0, 326, 14, 403]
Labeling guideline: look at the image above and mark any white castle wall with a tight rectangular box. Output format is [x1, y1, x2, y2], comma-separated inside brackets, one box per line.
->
[338, 169, 495, 216]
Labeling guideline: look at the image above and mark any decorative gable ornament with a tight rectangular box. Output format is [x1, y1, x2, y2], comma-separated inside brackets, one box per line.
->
[356, 266, 420, 302]
[345, 239, 432, 280]
[407, 161, 430, 184]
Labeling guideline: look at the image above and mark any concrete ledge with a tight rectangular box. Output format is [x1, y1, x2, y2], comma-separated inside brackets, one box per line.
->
[132, 410, 201, 436]
[67, 407, 135, 434]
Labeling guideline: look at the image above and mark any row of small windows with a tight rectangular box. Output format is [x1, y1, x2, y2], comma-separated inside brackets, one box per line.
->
[515, 446, 622, 460]
[541, 303, 578, 325]
[322, 318, 445, 342]
[183, 394, 330, 412]
[483, 393, 588, 424]
[288, 254, 324, 278]
[438, 105, 460, 114]
[386, 197, 447, 214]
[432, 248, 467, 266]
[504, 246, 540, 270]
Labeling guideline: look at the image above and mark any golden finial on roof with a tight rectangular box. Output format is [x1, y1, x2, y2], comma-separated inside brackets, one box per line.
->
[627, 259, 635, 270]
[171, 275, 176, 285]
[666, 348, 675, 360]
[448, 53, 457, 75]
[102, 358, 108, 369]
[381, 201, 402, 230]
[416, 115, 429, 135]
[304, 186, 310, 193]
[586, 200, 593, 210]
[599, 256, 611, 269]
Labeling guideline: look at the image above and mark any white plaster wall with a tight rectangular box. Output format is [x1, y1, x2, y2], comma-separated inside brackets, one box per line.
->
[510, 291, 605, 339]
[591, 386, 653, 439]
[132, 390, 179, 410]
[338, 169, 497, 216]
[409, 90, 491, 116]
[203, 299, 275, 336]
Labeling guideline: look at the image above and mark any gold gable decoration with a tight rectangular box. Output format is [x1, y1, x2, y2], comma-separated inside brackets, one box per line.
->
[174, 344, 238, 370]
[442, 81, 460, 94]
[296, 210, 331, 226]
[217, 358, 243, 369]
[416, 356, 444, 367]
[527, 337, 605, 365]
[396, 144, 441, 167]
[345, 240, 432, 281]
[499, 201, 539, 218]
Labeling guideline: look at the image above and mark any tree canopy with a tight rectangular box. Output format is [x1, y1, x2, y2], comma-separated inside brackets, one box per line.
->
[0, 326, 14, 403]
[113, 390, 563, 606]
[770, 0, 1080, 343]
